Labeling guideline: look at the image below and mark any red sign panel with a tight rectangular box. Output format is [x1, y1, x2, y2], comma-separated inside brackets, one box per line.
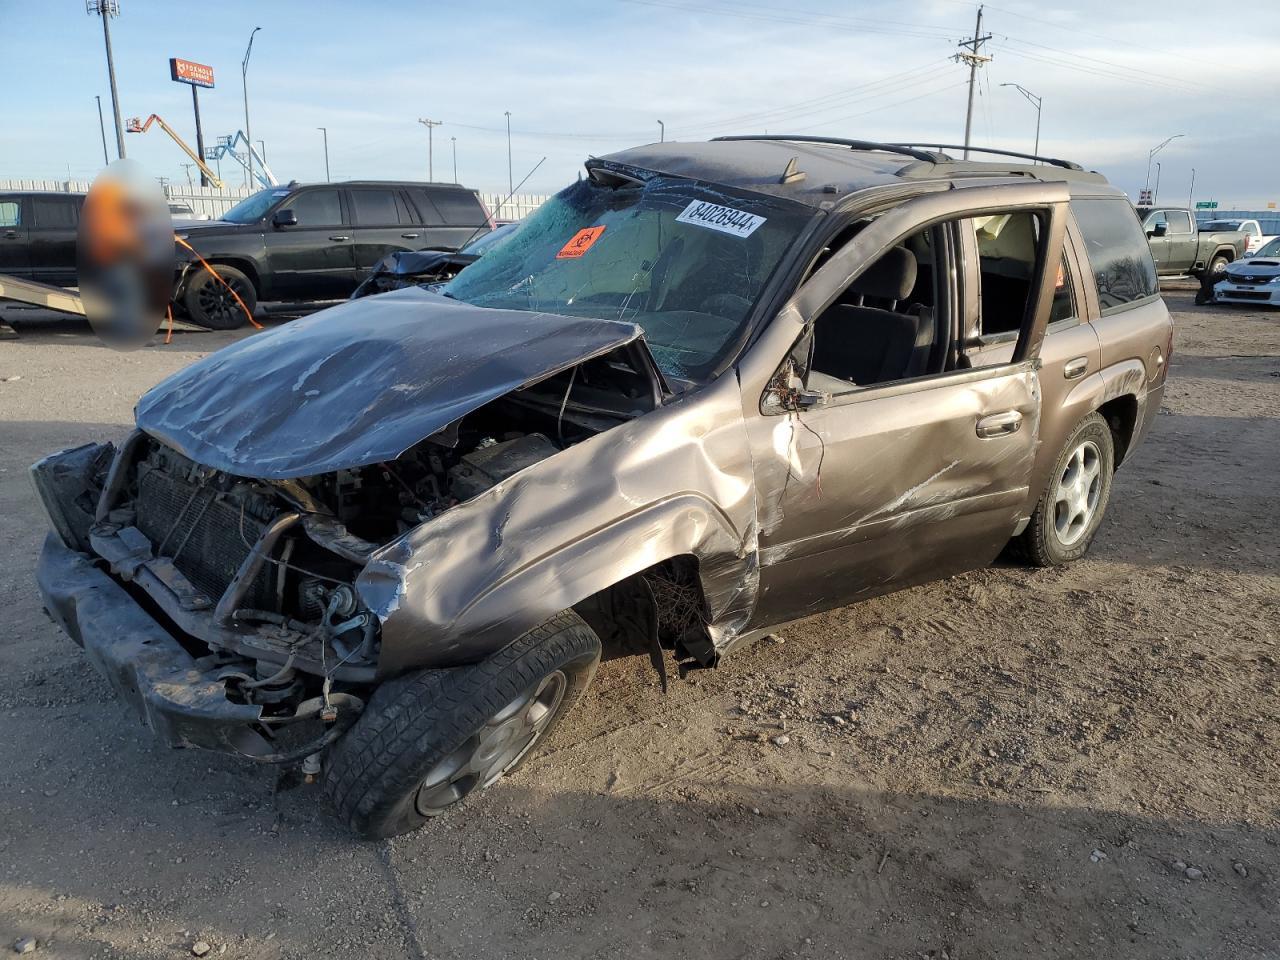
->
[169, 58, 215, 89]
[556, 226, 606, 259]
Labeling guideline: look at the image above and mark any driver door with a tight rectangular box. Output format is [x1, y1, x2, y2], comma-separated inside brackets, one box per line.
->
[739, 182, 1070, 631]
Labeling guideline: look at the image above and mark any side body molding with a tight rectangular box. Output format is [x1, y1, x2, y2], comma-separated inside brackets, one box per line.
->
[357, 373, 760, 676]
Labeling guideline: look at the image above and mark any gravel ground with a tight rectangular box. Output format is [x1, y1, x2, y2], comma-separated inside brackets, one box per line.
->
[0, 287, 1277, 960]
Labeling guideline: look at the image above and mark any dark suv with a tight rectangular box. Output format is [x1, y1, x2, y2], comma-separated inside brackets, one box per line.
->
[173, 180, 491, 328]
[0, 191, 85, 287]
[33, 137, 1171, 838]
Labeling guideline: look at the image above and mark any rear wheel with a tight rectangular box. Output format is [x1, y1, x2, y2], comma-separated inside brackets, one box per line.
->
[182, 264, 256, 330]
[324, 610, 601, 839]
[1015, 412, 1115, 567]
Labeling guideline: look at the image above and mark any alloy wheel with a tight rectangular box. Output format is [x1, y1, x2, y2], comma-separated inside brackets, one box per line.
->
[1052, 440, 1103, 547]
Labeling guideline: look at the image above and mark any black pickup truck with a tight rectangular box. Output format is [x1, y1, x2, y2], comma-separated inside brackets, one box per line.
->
[173, 180, 492, 328]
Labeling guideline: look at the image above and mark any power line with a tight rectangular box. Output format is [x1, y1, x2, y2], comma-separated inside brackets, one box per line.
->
[618, 0, 962, 42]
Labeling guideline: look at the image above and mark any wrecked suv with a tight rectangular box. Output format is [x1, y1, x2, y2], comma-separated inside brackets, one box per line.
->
[33, 137, 1171, 838]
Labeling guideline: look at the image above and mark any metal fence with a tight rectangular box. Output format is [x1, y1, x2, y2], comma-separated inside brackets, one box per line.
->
[0, 179, 548, 222]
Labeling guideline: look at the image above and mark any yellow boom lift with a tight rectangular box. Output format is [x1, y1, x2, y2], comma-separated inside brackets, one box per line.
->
[126, 115, 225, 189]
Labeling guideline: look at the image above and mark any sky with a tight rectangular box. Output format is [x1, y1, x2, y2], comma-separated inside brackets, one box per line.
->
[1, 0, 1278, 207]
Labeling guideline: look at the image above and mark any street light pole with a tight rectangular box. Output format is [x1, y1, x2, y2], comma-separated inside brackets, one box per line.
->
[658, 120, 665, 143]
[1144, 134, 1184, 196]
[94, 95, 110, 166]
[1188, 167, 1196, 211]
[1153, 161, 1163, 205]
[451, 136, 457, 183]
[86, 1, 126, 159]
[242, 26, 261, 190]
[999, 83, 1042, 158]
[317, 127, 329, 182]
[504, 111, 513, 199]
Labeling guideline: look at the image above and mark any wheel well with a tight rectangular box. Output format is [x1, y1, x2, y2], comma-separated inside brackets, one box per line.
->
[181, 257, 261, 299]
[1212, 246, 1235, 263]
[573, 555, 715, 667]
[1098, 395, 1138, 465]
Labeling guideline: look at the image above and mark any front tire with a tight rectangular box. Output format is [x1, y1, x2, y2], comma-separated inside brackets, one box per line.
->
[1205, 253, 1230, 279]
[182, 264, 257, 330]
[324, 610, 601, 839]
[1015, 412, 1115, 567]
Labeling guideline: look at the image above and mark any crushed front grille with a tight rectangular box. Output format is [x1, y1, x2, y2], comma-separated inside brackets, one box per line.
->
[135, 465, 276, 610]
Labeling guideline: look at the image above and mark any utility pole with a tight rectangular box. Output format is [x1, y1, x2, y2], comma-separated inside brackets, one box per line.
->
[181, 163, 194, 188]
[87, 1, 126, 159]
[451, 136, 457, 183]
[1000, 82, 1041, 158]
[504, 111, 513, 199]
[317, 127, 330, 182]
[94, 95, 110, 166]
[418, 118, 442, 180]
[954, 4, 992, 159]
[242, 26, 261, 189]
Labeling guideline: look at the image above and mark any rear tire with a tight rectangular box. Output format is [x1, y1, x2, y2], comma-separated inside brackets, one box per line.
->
[182, 264, 256, 330]
[324, 610, 601, 839]
[1015, 412, 1115, 567]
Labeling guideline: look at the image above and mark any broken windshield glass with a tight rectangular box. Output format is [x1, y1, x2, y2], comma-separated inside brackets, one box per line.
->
[443, 173, 812, 380]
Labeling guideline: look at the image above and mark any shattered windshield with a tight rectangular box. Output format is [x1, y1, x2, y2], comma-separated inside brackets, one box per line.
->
[443, 172, 812, 380]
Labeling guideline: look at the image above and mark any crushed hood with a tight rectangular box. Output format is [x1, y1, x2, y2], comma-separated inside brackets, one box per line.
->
[135, 287, 647, 479]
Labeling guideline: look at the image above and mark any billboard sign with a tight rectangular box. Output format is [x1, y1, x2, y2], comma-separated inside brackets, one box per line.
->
[169, 58, 215, 88]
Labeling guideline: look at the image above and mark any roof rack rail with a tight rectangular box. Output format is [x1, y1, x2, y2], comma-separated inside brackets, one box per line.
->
[711, 135, 944, 164]
[889, 143, 1082, 171]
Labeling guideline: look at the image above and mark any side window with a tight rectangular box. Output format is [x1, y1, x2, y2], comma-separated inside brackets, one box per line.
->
[0, 201, 19, 227]
[1049, 256, 1077, 326]
[288, 190, 343, 226]
[806, 222, 946, 391]
[349, 189, 399, 226]
[428, 189, 487, 227]
[972, 211, 1041, 337]
[32, 197, 79, 228]
[1071, 198, 1159, 314]
[407, 189, 445, 226]
[394, 192, 416, 225]
[1166, 210, 1192, 234]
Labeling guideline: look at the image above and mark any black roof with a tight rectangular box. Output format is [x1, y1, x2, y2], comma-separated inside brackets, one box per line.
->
[598, 136, 1113, 208]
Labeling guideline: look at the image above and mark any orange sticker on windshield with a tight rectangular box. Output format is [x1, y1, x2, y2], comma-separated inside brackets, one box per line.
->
[557, 225, 606, 259]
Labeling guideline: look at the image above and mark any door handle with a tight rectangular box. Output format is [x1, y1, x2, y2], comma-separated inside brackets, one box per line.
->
[1063, 356, 1089, 380]
[329, 235, 350, 242]
[2, 230, 16, 239]
[400, 232, 420, 239]
[976, 410, 1023, 438]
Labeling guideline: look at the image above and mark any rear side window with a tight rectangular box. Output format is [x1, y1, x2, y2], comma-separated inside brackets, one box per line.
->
[350, 189, 400, 225]
[0, 200, 19, 227]
[407, 189, 445, 226]
[1071, 199, 1158, 314]
[426, 189, 487, 227]
[32, 197, 79, 228]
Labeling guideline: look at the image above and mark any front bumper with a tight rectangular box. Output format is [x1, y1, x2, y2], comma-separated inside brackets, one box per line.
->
[36, 533, 273, 757]
[1214, 280, 1280, 305]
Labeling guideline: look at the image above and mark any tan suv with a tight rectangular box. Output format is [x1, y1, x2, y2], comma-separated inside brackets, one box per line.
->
[32, 136, 1171, 837]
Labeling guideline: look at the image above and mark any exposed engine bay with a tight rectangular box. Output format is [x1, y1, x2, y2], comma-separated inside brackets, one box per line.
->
[80, 348, 656, 705]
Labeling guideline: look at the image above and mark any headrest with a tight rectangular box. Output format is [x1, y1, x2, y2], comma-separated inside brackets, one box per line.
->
[849, 246, 917, 300]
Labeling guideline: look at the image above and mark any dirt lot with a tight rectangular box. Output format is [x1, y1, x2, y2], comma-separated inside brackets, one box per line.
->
[0, 287, 1276, 960]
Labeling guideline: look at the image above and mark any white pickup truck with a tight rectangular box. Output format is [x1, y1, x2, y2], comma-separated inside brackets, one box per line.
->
[1199, 218, 1276, 255]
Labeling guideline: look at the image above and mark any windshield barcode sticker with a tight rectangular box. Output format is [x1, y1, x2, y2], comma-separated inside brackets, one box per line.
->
[675, 201, 766, 238]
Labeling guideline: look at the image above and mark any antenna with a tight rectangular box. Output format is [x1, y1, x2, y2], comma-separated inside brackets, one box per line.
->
[454, 156, 548, 253]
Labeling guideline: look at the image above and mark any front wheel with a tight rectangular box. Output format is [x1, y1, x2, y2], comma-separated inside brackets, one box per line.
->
[1205, 254, 1231, 279]
[182, 264, 257, 330]
[1015, 412, 1116, 567]
[324, 610, 601, 839]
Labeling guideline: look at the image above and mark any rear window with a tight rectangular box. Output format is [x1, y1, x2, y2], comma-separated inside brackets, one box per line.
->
[32, 197, 79, 228]
[424, 188, 487, 227]
[1071, 198, 1158, 314]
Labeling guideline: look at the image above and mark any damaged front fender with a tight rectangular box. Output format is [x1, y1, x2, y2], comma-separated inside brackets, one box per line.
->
[358, 372, 761, 674]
